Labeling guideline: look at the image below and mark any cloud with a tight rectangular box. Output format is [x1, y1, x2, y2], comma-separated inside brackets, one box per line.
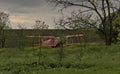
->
[0, 0, 51, 13]
[0, 0, 76, 29]
[0, 0, 45, 7]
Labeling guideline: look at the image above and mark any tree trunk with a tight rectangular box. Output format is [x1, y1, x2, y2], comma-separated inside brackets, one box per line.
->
[1, 36, 5, 48]
[0, 30, 5, 48]
[105, 35, 112, 45]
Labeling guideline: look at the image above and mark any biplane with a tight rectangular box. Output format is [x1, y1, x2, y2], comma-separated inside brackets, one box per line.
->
[28, 34, 84, 47]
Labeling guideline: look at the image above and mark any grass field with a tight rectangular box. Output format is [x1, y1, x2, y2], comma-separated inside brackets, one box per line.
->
[0, 43, 120, 74]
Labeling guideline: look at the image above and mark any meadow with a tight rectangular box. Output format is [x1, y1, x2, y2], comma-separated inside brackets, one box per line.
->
[0, 43, 120, 74]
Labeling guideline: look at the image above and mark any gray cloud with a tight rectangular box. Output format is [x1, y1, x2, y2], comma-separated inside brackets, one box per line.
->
[0, 0, 45, 7]
[0, 0, 50, 13]
[0, 0, 74, 29]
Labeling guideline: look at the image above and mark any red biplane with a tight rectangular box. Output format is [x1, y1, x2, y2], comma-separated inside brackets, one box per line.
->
[28, 34, 84, 47]
[28, 36, 60, 47]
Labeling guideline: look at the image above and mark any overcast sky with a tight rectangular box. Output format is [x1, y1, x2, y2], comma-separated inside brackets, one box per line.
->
[0, 0, 75, 29]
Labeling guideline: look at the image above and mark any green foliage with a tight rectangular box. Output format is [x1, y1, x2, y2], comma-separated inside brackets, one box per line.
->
[0, 11, 10, 29]
[0, 11, 11, 48]
[112, 13, 120, 42]
[97, 12, 120, 43]
[0, 44, 120, 73]
[117, 30, 120, 41]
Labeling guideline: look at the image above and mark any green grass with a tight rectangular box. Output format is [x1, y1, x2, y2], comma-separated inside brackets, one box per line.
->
[0, 43, 120, 74]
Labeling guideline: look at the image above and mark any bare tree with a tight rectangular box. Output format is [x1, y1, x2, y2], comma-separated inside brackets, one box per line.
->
[17, 24, 27, 49]
[17, 24, 27, 29]
[32, 20, 49, 65]
[32, 20, 49, 30]
[48, 0, 120, 45]
[54, 10, 93, 30]
[0, 11, 10, 48]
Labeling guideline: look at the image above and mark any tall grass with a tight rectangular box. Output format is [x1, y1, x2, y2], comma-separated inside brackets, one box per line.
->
[0, 44, 120, 74]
